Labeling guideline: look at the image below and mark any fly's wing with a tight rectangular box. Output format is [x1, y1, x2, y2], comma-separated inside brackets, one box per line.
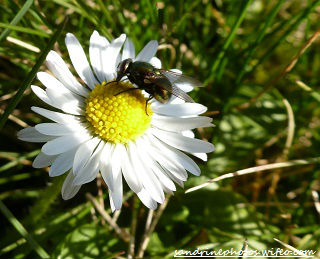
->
[159, 69, 204, 88]
[146, 75, 195, 103]
[166, 83, 195, 103]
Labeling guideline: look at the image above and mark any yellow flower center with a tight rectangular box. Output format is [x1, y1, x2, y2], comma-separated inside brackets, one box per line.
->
[85, 81, 152, 144]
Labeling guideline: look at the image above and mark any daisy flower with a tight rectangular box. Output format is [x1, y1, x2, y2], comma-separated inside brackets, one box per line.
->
[18, 31, 214, 211]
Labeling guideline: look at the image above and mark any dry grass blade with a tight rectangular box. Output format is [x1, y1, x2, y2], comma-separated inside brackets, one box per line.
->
[273, 238, 313, 257]
[128, 196, 139, 259]
[237, 28, 320, 110]
[6, 36, 40, 52]
[137, 195, 171, 258]
[311, 189, 320, 216]
[86, 193, 130, 242]
[282, 98, 295, 158]
[0, 109, 29, 128]
[186, 157, 320, 193]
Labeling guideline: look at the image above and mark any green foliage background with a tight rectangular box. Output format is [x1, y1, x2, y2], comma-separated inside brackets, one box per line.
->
[1, 0, 320, 258]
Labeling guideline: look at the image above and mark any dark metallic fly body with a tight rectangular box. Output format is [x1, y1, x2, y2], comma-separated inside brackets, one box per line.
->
[114, 58, 203, 113]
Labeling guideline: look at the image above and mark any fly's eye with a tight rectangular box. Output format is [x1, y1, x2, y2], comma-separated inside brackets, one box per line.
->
[120, 59, 132, 73]
[117, 63, 124, 74]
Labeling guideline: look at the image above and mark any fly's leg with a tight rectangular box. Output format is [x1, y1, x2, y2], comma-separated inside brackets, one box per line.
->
[105, 80, 117, 86]
[145, 95, 153, 116]
[114, 87, 138, 96]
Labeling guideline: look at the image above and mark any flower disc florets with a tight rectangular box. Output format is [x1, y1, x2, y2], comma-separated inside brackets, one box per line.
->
[85, 81, 152, 144]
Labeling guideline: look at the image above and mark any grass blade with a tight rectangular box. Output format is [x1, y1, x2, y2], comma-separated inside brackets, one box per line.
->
[0, 22, 49, 38]
[0, 0, 33, 43]
[207, 0, 254, 83]
[235, 0, 286, 84]
[249, 0, 320, 77]
[0, 17, 68, 130]
[0, 201, 49, 258]
[0, 150, 39, 173]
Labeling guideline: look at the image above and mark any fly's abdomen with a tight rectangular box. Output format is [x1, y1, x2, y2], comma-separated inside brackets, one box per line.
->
[152, 77, 172, 103]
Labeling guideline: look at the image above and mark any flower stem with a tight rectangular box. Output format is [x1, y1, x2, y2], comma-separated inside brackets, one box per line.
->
[128, 196, 139, 259]
[137, 195, 171, 258]
[86, 193, 130, 242]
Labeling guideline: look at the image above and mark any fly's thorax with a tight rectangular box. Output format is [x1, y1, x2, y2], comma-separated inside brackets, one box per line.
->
[130, 61, 155, 73]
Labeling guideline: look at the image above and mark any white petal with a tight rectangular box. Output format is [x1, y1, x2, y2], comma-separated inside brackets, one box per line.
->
[31, 85, 54, 106]
[146, 145, 188, 181]
[149, 57, 162, 69]
[106, 145, 123, 211]
[65, 33, 99, 89]
[180, 132, 208, 162]
[135, 40, 158, 62]
[61, 170, 81, 200]
[137, 188, 157, 210]
[49, 148, 77, 177]
[37, 72, 79, 93]
[31, 107, 81, 125]
[153, 165, 176, 191]
[42, 132, 91, 155]
[115, 54, 121, 73]
[89, 30, 109, 83]
[110, 144, 122, 180]
[117, 144, 142, 193]
[182, 130, 195, 138]
[37, 72, 85, 113]
[108, 146, 123, 211]
[46, 50, 89, 97]
[99, 143, 114, 191]
[35, 122, 84, 136]
[102, 34, 126, 81]
[122, 38, 135, 60]
[161, 184, 174, 195]
[151, 128, 214, 153]
[192, 152, 207, 161]
[32, 152, 57, 168]
[169, 96, 185, 104]
[175, 82, 194, 93]
[46, 88, 84, 115]
[170, 68, 181, 74]
[109, 193, 116, 212]
[152, 115, 213, 131]
[169, 69, 194, 92]
[145, 154, 176, 191]
[18, 127, 56, 143]
[129, 142, 165, 203]
[164, 69, 182, 84]
[73, 141, 104, 185]
[152, 103, 207, 116]
[73, 137, 100, 175]
[163, 168, 184, 187]
[147, 133, 201, 176]
[134, 137, 177, 190]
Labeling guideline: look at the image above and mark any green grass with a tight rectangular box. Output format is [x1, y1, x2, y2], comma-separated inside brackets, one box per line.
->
[1, 0, 320, 258]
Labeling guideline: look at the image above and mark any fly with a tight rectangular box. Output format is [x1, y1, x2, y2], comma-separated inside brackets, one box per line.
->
[114, 58, 203, 114]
